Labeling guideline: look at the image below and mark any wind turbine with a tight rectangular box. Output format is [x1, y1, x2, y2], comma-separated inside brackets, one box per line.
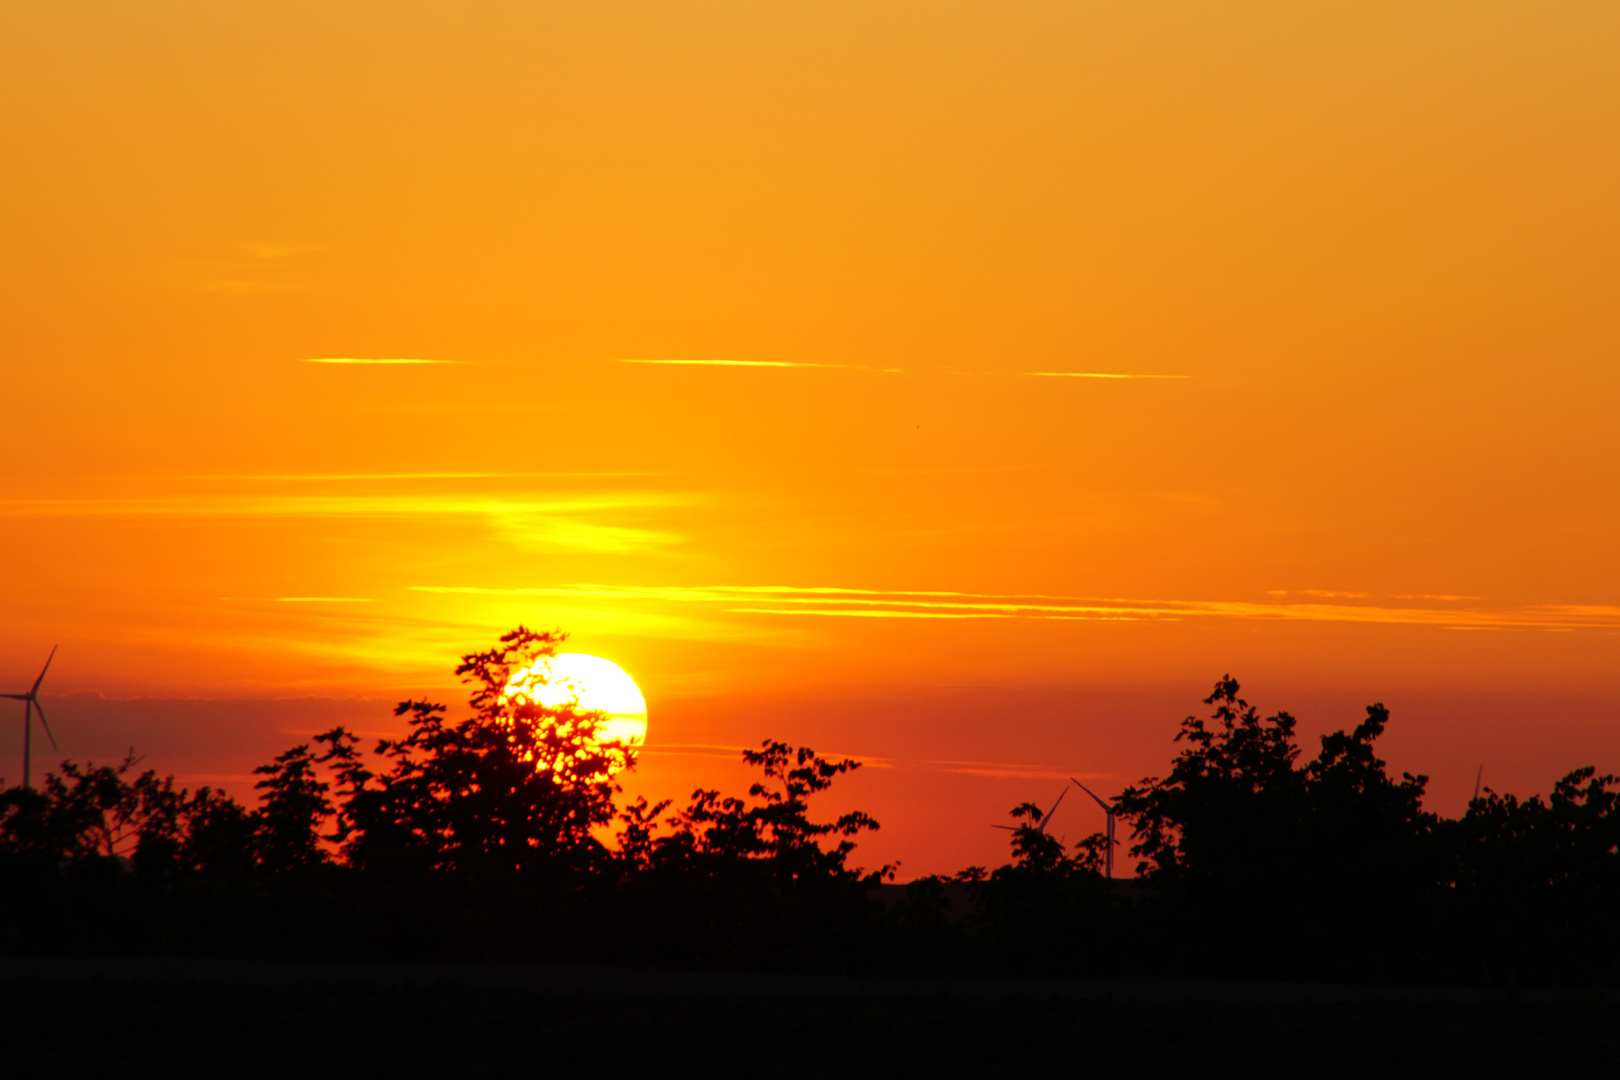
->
[1071, 777, 1118, 879]
[992, 785, 1069, 835]
[3, 647, 59, 789]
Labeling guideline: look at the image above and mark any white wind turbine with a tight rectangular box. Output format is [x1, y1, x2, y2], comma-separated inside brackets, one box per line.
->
[1071, 777, 1118, 879]
[3, 647, 59, 789]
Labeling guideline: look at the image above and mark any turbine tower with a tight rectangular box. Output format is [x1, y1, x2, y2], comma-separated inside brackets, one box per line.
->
[1071, 777, 1118, 879]
[3, 647, 59, 789]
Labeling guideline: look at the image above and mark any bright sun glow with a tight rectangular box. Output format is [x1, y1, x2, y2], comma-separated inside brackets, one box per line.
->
[499, 653, 648, 752]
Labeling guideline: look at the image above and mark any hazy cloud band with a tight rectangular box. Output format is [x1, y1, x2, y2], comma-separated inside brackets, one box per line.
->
[410, 583, 1620, 632]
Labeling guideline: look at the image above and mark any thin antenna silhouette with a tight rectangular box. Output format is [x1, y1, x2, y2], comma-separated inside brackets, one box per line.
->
[992, 785, 1069, 835]
[1072, 777, 1118, 879]
[1472, 764, 1483, 803]
[3, 647, 59, 789]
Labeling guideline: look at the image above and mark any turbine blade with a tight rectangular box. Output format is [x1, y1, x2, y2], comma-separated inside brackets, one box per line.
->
[0, 694, 29, 700]
[1038, 786, 1068, 834]
[1071, 777, 1113, 811]
[31, 645, 58, 695]
[33, 698, 58, 753]
[991, 824, 1017, 831]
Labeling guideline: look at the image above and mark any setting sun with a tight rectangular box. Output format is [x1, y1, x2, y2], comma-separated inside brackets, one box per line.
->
[5, 0, 1620, 883]
[7, 4, 1620, 1053]
[500, 653, 648, 752]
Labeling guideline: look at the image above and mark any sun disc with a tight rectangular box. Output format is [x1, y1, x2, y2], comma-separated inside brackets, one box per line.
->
[500, 652, 648, 752]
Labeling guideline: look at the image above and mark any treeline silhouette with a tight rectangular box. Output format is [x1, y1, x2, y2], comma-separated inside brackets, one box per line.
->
[3, 630, 1617, 985]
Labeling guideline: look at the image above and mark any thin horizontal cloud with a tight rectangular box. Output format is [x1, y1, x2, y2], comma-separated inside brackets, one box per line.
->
[301, 357, 460, 365]
[214, 595, 376, 604]
[409, 583, 1620, 632]
[215, 472, 666, 482]
[2, 493, 688, 553]
[617, 359, 850, 369]
[273, 597, 375, 603]
[1394, 593, 1482, 601]
[0, 493, 682, 518]
[1025, 372, 1190, 380]
[729, 608, 998, 620]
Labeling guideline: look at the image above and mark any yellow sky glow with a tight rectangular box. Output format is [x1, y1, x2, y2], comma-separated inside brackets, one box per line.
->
[3, 0, 1618, 873]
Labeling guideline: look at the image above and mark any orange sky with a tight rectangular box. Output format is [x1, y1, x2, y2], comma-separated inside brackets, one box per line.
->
[4, 2, 1619, 875]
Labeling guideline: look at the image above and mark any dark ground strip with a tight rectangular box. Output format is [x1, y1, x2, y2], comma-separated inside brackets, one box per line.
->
[2, 961, 1616, 1077]
[4, 954, 1619, 1002]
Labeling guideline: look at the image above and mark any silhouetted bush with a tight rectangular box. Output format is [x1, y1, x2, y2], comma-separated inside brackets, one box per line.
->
[5, 640, 1620, 985]
[312, 628, 630, 881]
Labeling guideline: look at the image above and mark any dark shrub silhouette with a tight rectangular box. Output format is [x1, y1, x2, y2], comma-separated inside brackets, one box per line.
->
[607, 741, 888, 968]
[953, 799, 1121, 972]
[250, 744, 333, 875]
[1116, 676, 1431, 896]
[311, 627, 634, 880]
[1111, 677, 1437, 975]
[5, 650, 1620, 984]
[0, 754, 197, 868]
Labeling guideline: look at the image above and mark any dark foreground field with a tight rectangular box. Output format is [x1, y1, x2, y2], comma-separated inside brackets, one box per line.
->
[3, 960, 1616, 1077]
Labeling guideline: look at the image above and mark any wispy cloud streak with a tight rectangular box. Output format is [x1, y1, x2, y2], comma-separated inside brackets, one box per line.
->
[1025, 372, 1190, 380]
[272, 597, 376, 603]
[409, 583, 1620, 632]
[0, 494, 683, 518]
[301, 358, 460, 365]
[1, 494, 688, 553]
[214, 472, 665, 482]
[617, 359, 849, 369]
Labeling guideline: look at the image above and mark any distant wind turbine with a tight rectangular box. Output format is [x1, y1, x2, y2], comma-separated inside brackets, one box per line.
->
[1071, 778, 1118, 879]
[1473, 764, 1483, 804]
[3, 647, 59, 789]
[992, 785, 1069, 835]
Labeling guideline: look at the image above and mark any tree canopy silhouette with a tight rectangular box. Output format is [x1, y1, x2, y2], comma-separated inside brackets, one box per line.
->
[313, 627, 634, 879]
[6, 650, 1620, 984]
[1114, 676, 1432, 903]
[650, 741, 883, 882]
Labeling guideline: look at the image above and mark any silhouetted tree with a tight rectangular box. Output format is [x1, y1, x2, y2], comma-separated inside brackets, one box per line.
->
[1114, 676, 1306, 893]
[606, 740, 889, 968]
[251, 744, 333, 874]
[656, 741, 884, 884]
[17, 654, 1620, 984]
[1107, 676, 1438, 975]
[175, 787, 259, 884]
[1114, 676, 1432, 896]
[961, 800, 1117, 972]
[1445, 767, 1620, 896]
[0, 754, 203, 872]
[314, 627, 633, 879]
[0, 785, 66, 869]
